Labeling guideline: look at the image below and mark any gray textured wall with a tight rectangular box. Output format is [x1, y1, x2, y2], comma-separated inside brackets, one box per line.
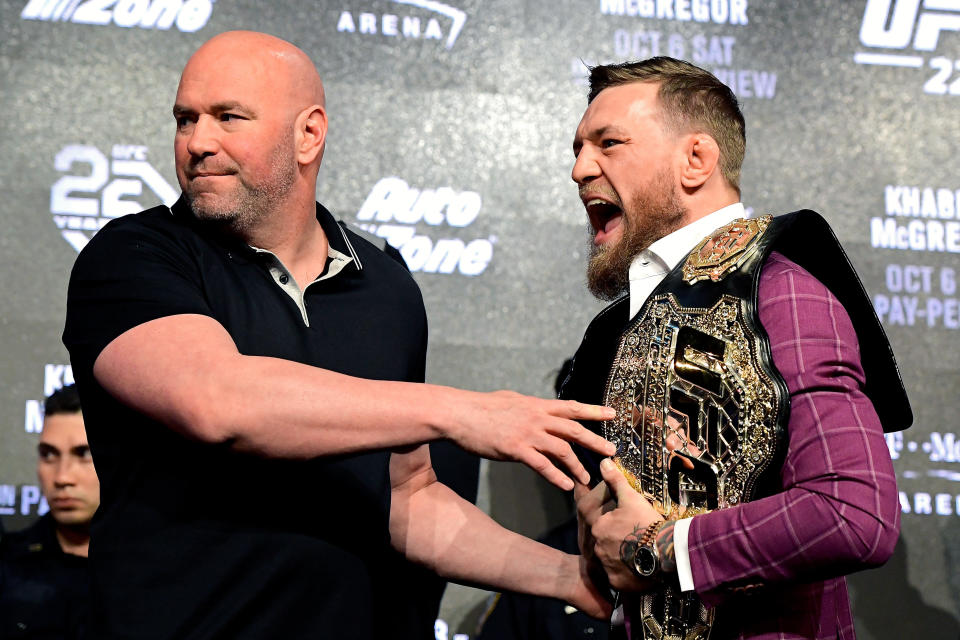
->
[1, 1, 958, 638]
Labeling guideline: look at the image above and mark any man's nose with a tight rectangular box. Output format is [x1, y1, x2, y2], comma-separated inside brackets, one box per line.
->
[186, 114, 220, 157]
[54, 458, 78, 487]
[571, 146, 600, 186]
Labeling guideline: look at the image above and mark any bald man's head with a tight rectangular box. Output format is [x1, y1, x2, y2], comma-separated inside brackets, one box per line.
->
[173, 31, 328, 232]
[182, 31, 325, 112]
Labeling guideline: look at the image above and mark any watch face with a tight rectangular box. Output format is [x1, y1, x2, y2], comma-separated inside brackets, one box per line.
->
[636, 547, 658, 577]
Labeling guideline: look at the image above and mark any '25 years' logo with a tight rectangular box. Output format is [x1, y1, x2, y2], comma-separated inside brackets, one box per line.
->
[50, 144, 177, 252]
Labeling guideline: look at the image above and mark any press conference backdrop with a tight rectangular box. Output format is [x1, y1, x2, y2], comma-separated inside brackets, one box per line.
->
[1, 0, 958, 637]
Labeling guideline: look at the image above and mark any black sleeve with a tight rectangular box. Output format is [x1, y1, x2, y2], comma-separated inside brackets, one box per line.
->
[62, 211, 216, 372]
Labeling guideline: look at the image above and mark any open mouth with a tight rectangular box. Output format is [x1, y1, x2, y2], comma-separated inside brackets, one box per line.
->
[585, 198, 624, 244]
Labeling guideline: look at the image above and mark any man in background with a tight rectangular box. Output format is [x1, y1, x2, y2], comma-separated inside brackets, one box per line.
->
[0, 384, 97, 638]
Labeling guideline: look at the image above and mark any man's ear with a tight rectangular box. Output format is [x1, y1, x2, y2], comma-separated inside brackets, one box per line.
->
[296, 105, 328, 166]
[679, 133, 720, 190]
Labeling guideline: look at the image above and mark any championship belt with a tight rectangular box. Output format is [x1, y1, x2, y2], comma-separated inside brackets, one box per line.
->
[602, 217, 788, 640]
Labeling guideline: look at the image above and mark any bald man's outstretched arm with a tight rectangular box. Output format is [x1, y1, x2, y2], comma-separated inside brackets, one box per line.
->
[389, 444, 612, 617]
[93, 314, 615, 490]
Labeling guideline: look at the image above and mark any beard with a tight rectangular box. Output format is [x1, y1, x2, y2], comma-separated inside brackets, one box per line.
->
[586, 170, 687, 300]
[185, 128, 298, 234]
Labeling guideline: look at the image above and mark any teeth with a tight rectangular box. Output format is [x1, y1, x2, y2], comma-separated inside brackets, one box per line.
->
[585, 198, 621, 211]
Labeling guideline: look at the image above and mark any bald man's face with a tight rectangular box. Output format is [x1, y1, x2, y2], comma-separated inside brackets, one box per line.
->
[173, 43, 300, 230]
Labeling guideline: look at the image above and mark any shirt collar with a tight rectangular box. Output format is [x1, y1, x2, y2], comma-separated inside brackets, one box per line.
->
[629, 203, 745, 280]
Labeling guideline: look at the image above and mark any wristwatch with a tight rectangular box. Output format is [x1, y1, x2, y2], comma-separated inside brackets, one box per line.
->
[632, 521, 663, 579]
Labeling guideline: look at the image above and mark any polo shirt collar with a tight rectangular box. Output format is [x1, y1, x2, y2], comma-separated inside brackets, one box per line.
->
[169, 197, 363, 273]
[315, 202, 364, 273]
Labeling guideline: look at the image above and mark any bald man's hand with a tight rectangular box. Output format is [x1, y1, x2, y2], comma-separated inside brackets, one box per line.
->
[445, 391, 615, 491]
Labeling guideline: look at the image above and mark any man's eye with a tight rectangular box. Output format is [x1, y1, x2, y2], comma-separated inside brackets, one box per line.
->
[601, 139, 621, 149]
[175, 116, 192, 128]
[220, 113, 241, 122]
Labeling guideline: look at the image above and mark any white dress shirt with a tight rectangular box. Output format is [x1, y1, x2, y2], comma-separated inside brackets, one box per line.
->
[626, 202, 745, 592]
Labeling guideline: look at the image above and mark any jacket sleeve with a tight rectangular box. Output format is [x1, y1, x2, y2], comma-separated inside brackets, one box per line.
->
[686, 252, 900, 607]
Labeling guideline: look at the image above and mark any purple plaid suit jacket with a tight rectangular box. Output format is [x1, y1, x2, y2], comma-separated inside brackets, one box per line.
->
[685, 252, 900, 640]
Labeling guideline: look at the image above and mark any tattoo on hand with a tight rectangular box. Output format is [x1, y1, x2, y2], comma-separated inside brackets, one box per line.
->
[656, 520, 677, 574]
[619, 522, 645, 572]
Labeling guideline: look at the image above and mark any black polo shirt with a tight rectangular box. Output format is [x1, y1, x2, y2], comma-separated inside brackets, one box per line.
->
[63, 198, 428, 639]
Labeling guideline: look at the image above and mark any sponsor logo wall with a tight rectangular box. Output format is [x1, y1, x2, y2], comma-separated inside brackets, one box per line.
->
[355, 177, 494, 276]
[21, 0, 215, 32]
[856, 0, 960, 95]
[336, 0, 469, 49]
[2, 1, 958, 637]
[570, 0, 779, 100]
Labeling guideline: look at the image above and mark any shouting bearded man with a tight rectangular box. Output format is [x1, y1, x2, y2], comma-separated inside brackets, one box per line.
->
[562, 57, 911, 640]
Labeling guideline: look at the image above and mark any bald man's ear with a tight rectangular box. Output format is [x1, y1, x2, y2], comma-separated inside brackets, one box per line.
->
[296, 105, 328, 167]
[679, 134, 720, 190]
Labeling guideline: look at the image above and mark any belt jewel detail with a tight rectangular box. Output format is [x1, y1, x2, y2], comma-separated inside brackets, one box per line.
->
[683, 215, 771, 284]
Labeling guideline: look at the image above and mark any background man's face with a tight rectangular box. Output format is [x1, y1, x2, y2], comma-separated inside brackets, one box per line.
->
[572, 82, 688, 299]
[37, 412, 100, 527]
[173, 47, 298, 230]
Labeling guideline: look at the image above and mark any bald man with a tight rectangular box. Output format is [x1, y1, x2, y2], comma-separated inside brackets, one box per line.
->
[62, 31, 613, 639]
